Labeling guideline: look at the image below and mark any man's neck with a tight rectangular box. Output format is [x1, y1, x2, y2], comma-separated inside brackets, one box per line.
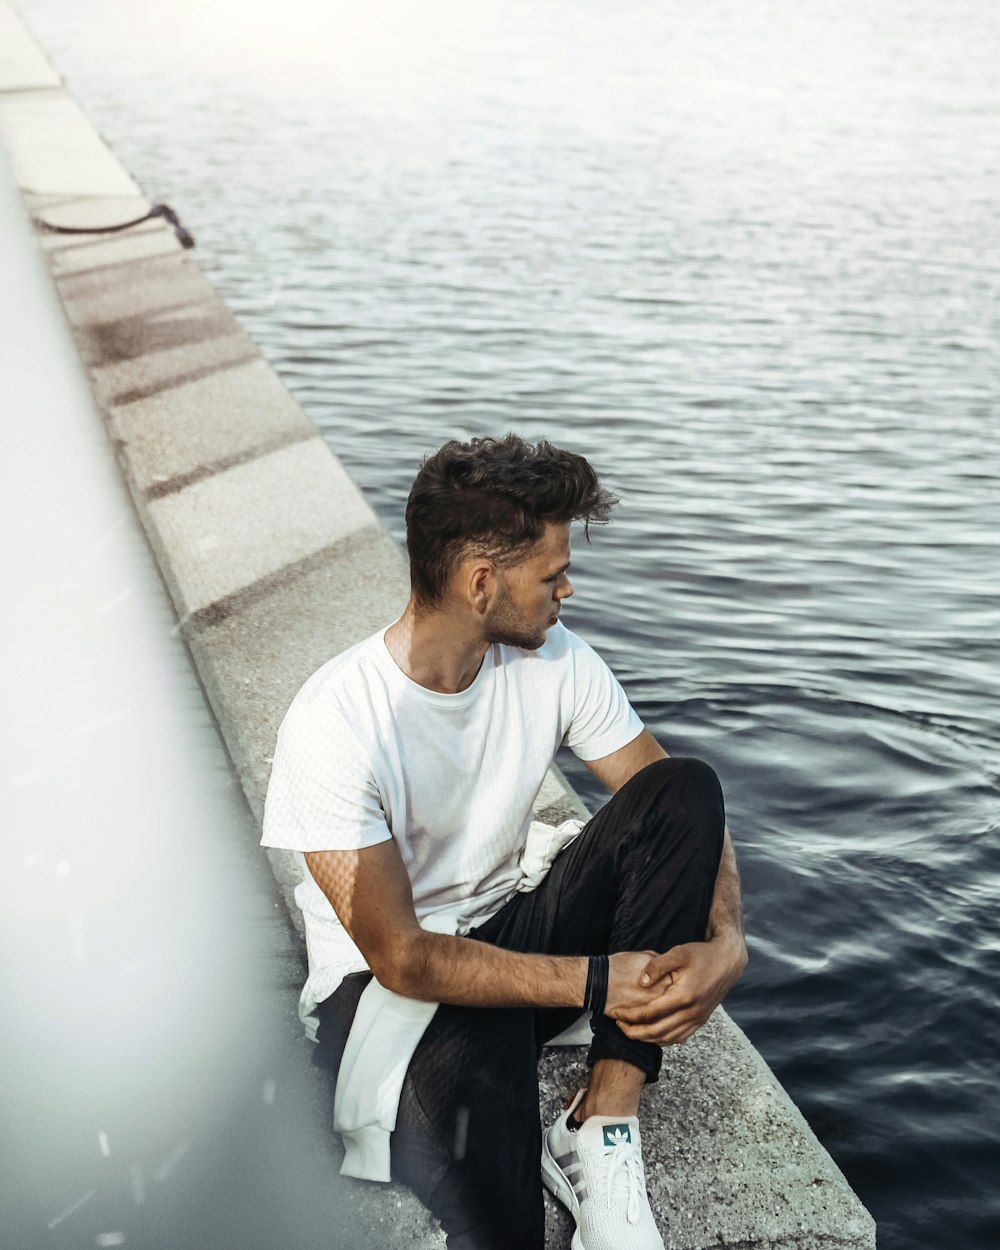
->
[384, 603, 489, 695]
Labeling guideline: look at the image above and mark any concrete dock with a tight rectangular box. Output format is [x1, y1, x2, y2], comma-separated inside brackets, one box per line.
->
[0, 4, 875, 1246]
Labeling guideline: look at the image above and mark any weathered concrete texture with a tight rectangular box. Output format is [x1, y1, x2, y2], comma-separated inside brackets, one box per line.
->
[110, 358, 316, 495]
[89, 330, 260, 409]
[0, 5, 875, 1247]
[80, 293, 238, 371]
[55, 248, 218, 327]
[46, 219, 181, 276]
[147, 436, 375, 615]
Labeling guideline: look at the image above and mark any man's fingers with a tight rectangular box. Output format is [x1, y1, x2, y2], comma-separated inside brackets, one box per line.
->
[616, 1012, 704, 1045]
[613, 984, 690, 1026]
[614, 1005, 691, 1035]
[612, 1010, 690, 1040]
[639, 946, 689, 988]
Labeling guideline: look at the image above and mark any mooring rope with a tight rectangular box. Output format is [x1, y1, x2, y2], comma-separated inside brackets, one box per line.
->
[33, 202, 195, 248]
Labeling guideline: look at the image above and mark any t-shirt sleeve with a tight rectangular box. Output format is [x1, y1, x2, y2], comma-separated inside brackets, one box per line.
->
[260, 699, 392, 852]
[562, 632, 645, 762]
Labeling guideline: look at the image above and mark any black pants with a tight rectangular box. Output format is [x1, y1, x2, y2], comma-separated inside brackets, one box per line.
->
[314, 757, 726, 1250]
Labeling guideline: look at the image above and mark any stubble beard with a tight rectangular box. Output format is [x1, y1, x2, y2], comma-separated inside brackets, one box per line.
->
[484, 577, 548, 651]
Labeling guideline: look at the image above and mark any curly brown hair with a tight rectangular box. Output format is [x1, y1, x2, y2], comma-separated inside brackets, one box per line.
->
[404, 433, 620, 609]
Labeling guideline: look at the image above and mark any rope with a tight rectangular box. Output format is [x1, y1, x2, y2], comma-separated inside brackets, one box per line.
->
[33, 202, 195, 249]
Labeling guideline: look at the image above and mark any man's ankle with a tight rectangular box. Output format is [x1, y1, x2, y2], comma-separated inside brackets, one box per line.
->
[575, 1061, 644, 1121]
[576, 1093, 640, 1122]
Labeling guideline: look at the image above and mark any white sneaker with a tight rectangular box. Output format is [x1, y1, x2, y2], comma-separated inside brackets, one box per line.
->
[541, 1089, 666, 1250]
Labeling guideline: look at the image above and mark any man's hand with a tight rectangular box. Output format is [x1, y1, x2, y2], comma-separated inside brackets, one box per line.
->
[609, 935, 748, 1046]
[606, 950, 660, 1016]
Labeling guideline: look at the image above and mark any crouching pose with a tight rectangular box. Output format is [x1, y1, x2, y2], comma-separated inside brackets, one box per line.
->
[262, 433, 747, 1250]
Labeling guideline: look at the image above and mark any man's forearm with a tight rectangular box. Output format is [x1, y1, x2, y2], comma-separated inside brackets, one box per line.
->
[377, 929, 589, 1008]
[379, 824, 748, 1004]
[705, 826, 747, 958]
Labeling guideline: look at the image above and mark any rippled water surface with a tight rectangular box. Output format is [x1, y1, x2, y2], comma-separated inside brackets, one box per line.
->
[17, 0, 999, 1245]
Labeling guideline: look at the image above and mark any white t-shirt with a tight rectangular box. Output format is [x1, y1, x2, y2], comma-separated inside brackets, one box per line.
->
[261, 619, 644, 1025]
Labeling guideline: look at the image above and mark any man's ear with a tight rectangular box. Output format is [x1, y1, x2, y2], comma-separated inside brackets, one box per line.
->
[465, 559, 496, 613]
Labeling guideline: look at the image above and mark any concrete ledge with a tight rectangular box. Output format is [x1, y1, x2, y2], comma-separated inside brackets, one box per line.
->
[147, 436, 375, 616]
[0, 5, 875, 1247]
[109, 356, 317, 496]
[0, 90, 139, 195]
[90, 332, 260, 408]
[47, 220, 182, 276]
[56, 249, 218, 326]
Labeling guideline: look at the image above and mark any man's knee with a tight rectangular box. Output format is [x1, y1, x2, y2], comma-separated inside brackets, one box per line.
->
[629, 755, 726, 856]
[637, 754, 723, 809]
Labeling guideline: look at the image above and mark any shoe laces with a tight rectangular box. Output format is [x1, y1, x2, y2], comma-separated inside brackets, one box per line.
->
[604, 1131, 644, 1224]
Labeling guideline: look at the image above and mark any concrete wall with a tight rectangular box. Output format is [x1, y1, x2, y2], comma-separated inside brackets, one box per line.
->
[0, 6, 875, 1246]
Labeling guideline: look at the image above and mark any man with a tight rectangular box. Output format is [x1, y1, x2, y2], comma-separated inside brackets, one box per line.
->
[262, 433, 747, 1250]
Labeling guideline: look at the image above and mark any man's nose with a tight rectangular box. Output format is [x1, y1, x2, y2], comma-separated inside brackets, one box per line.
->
[557, 577, 574, 600]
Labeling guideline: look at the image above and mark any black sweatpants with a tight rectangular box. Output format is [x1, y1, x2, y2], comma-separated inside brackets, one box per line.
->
[314, 756, 726, 1250]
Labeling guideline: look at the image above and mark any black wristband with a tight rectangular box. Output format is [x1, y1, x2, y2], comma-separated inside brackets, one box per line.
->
[592, 953, 608, 1018]
[584, 954, 609, 1018]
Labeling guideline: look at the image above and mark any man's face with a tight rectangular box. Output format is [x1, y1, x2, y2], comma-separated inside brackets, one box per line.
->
[484, 521, 575, 650]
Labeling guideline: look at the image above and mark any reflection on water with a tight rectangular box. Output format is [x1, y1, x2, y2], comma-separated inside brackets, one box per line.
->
[13, 0, 1000, 1245]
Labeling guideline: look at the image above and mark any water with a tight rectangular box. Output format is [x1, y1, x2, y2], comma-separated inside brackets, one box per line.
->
[13, 0, 1000, 1244]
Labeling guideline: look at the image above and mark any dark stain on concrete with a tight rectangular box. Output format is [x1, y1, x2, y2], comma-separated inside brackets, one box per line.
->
[109, 349, 261, 407]
[56, 250, 196, 297]
[80, 300, 236, 364]
[183, 527, 385, 636]
[144, 428, 317, 500]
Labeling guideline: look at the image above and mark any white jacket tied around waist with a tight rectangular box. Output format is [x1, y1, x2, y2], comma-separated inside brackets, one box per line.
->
[334, 817, 590, 1182]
